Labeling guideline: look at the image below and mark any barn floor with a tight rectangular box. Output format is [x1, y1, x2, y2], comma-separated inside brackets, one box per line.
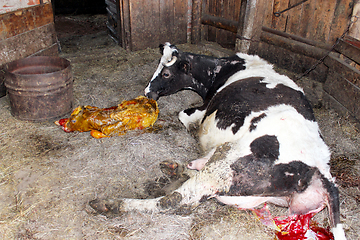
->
[0, 14, 359, 239]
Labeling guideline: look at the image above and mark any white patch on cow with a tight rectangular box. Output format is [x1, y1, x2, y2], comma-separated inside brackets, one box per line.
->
[239, 105, 331, 180]
[332, 224, 347, 240]
[215, 195, 273, 209]
[198, 104, 332, 181]
[214, 65, 222, 74]
[199, 110, 259, 153]
[179, 109, 206, 130]
[230, 60, 240, 65]
[145, 42, 178, 95]
[215, 53, 303, 95]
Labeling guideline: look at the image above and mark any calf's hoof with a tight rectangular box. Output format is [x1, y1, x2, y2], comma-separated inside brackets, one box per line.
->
[89, 198, 124, 216]
[159, 160, 184, 179]
[158, 192, 183, 209]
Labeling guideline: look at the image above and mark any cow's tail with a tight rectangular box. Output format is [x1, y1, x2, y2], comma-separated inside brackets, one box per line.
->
[322, 177, 347, 240]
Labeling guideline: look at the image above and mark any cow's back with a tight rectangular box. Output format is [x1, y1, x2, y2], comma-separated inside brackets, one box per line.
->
[198, 72, 316, 154]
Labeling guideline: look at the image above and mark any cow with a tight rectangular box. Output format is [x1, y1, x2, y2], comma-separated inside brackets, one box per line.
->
[90, 43, 346, 239]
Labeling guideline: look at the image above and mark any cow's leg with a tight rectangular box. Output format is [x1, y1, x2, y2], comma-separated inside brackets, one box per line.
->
[90, 153, 230, 216]
[178, 107, 206, 130]
[187, 148, 216, 170]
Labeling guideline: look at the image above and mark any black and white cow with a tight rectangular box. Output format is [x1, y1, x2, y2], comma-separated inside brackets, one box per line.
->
[90, 43, 346, 239]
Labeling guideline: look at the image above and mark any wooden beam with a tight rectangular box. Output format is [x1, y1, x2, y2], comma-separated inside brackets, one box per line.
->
[0, 3, 54, 40]
[334, 36, 360, 65]
[260, 30, 329, 60]
[323, 53, 360, 87]
[261, 26, 333, 51]
[201, 14, 238, 33]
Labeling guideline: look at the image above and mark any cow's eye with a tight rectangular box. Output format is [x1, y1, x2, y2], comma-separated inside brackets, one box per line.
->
[163, 72, 170, 78]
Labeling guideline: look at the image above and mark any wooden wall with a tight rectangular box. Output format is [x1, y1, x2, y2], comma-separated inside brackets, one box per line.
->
[202, 0, 242, 48]
[200, 0, 355, 54]
[251, 0, 355, 81]
[0, 2, 59, 97]
[109, 0, 189, 51]
[0, 3, 59, 65]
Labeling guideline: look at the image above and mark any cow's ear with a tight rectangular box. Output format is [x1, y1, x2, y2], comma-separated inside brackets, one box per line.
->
[178, 60, 190, 73]
[159, 44, 165, 54]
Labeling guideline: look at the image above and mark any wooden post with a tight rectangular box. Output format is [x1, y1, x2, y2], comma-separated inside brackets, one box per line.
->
[235, 0, 248, 51]
[349, 0, 360, 40]
[235, 0, 267, 53]
[191, 0, 202, 44]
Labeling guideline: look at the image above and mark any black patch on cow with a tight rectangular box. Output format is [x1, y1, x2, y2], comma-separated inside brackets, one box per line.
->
[204, 77, 315, 134]
[201, 55, 246, 106]
[183, 108, 197, 116]
[249, 113, 267, 132]
[250, 135, 279, 161]
[226, 150, 317, 196]
[320, 175, 341, 226]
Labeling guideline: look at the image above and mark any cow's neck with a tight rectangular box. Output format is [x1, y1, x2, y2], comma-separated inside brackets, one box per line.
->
[187, 56, 222, 100]
[188, 55, 244, 101]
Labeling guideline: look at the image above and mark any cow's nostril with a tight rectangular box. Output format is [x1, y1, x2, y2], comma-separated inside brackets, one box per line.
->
[146, 92, 159, 101]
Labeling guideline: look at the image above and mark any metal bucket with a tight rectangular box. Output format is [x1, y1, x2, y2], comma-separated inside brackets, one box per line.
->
[4, 56, 73, 121]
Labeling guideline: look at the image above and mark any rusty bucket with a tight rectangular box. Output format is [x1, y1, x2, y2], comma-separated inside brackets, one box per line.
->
[4, 56, 73, 121]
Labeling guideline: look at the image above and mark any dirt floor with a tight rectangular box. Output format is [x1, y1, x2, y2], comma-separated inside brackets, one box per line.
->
[0, 14, 359, 239]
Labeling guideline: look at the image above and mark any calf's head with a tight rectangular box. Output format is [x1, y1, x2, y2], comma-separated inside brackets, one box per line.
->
[145, 43, 193, 100]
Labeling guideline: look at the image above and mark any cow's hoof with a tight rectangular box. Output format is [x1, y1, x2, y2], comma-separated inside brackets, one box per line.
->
[158, 192, 182, 209]
[89, 198, 123, 215]
[159, 161, 184, 179]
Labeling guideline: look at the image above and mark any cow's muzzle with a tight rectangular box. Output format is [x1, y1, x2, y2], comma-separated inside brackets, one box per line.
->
[146, 92, 159, 101]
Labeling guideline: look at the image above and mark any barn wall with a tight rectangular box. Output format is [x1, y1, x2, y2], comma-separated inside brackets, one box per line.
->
[250, 0, 354, 79]
[108, 0, 189, 51]
[195, 0, 359, 123]
[202, 0, 242, 49]
[0, 2, 59, 97]
[0, 0, 49, 14]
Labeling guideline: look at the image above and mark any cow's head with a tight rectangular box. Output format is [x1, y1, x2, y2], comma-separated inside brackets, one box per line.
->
[145, 43, 193, 100]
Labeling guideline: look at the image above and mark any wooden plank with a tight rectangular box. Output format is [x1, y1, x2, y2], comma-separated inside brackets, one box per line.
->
[296, 0, 314, 38]
[323, 70, 360, 120]
[334, 38, 360, 65]
[159, 0, 174, 44]
[323, 53, 360, 87]
[307, 0, 334, 42]
[0, 23, 58, 65]
[201, 14, 238, 33]
[286, 0, 303, 35]
[128, 0, 160, 51]
[271, 0, 289, 31]
[257, 0, 274, 30]
[254, 41, 328, 82]
[329, 0, 353, 44]
[262, 26, 333, 50]
[260, 31, 330, 60]
[33, 3, 54, 28]
[120, 0, 131, 49]
[0, 3, 54, 40]
[174, 0, 188, 44]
